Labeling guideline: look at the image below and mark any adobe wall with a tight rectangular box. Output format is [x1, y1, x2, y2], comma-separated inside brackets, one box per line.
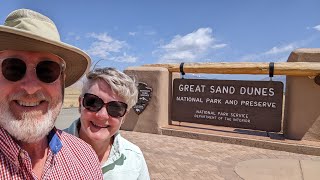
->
[121, 67, 169, 134]
[284, 48, 320, 140]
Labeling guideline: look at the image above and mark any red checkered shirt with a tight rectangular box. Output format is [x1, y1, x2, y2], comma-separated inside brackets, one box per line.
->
[0, 127, 103, 179]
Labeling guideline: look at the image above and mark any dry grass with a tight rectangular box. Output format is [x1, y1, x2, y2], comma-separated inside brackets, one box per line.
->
[63, 87, 81, 108]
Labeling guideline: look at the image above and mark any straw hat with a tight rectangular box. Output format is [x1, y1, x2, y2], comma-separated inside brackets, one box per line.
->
[0, 9, 91, 87]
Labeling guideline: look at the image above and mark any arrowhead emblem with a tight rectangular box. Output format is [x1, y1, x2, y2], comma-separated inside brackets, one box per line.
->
[133, 82, 152, 115]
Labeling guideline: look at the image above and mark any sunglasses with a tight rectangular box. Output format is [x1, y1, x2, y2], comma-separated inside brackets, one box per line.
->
[83, 93, 128, 118]
[1, 58, 65, 83]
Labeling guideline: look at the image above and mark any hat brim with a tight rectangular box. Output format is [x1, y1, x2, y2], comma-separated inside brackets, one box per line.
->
[0, 25, 91, 87]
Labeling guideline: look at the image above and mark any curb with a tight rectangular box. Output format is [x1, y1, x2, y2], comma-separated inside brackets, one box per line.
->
[161, 126, 320, 156]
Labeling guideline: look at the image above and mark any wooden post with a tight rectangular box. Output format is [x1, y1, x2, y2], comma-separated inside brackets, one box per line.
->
[143, 62, 320, 76]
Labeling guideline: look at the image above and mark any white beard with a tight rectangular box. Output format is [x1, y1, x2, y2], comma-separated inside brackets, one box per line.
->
[0, 92, 62, 143]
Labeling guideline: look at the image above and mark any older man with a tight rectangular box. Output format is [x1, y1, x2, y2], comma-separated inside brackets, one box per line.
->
[0, 9, 103, 179]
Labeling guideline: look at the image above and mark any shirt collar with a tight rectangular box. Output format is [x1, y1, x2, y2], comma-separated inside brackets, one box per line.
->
[48, 128, 63, 154]
[110, 132, 122, 158]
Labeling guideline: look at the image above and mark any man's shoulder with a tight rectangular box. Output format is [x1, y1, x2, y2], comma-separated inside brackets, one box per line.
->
[53, 130, 103, 178]
[57, 130, 101, 165]
[59, 130, 96, 154]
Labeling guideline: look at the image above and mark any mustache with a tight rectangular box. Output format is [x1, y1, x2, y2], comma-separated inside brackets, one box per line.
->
[8, 91, 50, 101]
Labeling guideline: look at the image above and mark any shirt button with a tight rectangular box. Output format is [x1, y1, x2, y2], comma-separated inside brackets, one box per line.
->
[19, 151, 25, 159]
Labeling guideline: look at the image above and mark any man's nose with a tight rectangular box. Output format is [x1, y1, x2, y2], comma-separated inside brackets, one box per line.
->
[19, 68, 42, 94]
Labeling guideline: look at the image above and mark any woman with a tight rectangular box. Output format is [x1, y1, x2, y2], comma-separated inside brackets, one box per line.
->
[64, 67, 150, 179]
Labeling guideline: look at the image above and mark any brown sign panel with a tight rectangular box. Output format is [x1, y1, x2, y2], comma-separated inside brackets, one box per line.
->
[172, 79, 283, 132]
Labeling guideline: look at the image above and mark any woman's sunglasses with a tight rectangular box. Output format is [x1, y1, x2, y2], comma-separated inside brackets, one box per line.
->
[1, 58, 65, 83]
[82, 93, 128, 118]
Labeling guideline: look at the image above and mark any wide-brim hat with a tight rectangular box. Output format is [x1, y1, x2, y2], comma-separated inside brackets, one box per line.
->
[0, 9, 91, 87]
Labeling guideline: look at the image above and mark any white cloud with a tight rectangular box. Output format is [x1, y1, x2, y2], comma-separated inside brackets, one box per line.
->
[212, 44, 227, 49]
[86, 32, 137, 63]
[129, 32, 137, 36]
[264, 44, 296, 55]
[135, 25, 157, 36]
[144, 30, 156, 36]
[87, 33, 125, 52]
[314, 25, 320, 31]
[108, 52, 138, 63]
[156, 27, 227, 63]
[241, 43, 298, 62]
[160, 51, 196, 63]
[66, 32, 81, 41]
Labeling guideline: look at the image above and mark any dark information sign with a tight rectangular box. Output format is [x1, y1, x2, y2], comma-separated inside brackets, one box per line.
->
[133, 82, 152, 115]
[172, 79, 283, 132]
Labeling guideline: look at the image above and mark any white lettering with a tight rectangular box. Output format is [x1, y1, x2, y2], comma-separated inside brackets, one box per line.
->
[240, 100, 276, 108]
[239, 87, 275, 96]
[210, 86, 235, 94]
[205, 98, 222, 104]
[224, 99, 238, 105]
[178, 84, 206, 92]
[176, 96, 203, 103]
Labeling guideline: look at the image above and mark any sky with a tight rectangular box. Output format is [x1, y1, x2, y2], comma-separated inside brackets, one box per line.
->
[1, 0, 320, 81]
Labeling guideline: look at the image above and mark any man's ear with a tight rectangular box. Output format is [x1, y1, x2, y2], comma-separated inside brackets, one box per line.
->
[78, 96, 82, 113]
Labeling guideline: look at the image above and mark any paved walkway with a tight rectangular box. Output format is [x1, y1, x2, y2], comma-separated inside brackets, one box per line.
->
[56, 108, 320, 180]
[121, 130, 320, 180]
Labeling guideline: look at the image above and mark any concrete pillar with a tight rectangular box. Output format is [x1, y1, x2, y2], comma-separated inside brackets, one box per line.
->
[284, 48, 320, 140]
[121, 67, 169, 134]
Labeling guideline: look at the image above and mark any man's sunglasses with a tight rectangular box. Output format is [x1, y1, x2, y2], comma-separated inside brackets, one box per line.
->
[82, 93, 128, 118]
[1, 58, 65, 83]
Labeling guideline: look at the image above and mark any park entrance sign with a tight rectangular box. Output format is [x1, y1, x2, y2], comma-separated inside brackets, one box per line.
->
[172, 79, 284, 132]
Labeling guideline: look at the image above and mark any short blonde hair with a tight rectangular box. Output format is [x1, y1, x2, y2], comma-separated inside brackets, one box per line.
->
[81, 67, 138, 109]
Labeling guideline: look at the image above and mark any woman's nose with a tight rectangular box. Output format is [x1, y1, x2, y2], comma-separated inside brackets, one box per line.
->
[95, 105, 110, 119]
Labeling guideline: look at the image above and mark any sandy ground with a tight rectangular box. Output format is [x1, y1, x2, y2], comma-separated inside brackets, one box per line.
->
[63, 87, 81, 108]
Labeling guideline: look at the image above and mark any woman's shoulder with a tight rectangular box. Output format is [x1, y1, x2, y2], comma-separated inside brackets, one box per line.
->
[117, 133, 143, 156]
[62, 119, 80, 137]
